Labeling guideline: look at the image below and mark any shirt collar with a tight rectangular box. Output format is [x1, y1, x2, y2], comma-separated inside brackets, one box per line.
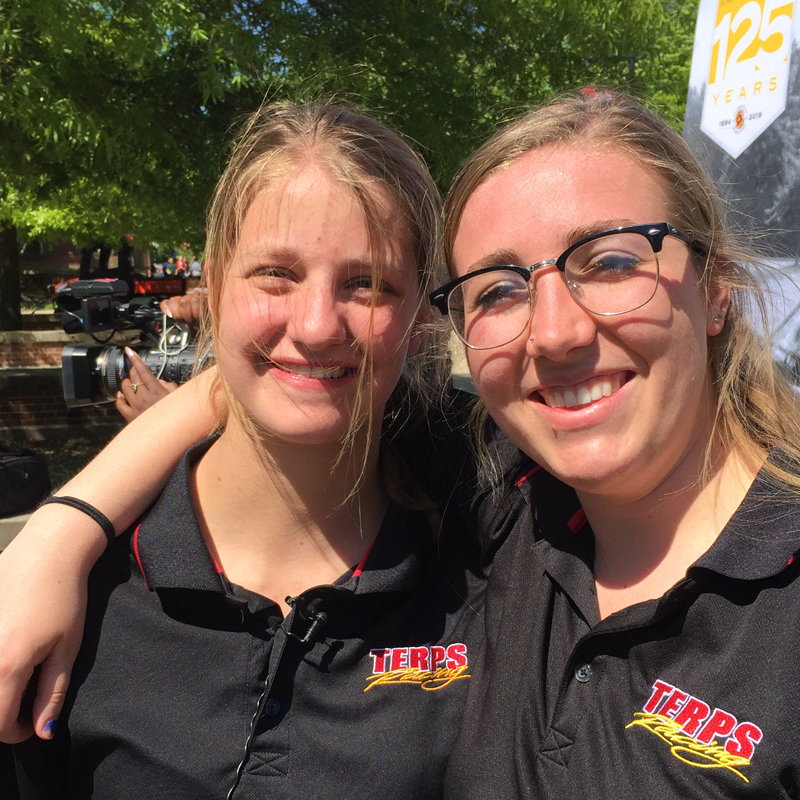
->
[342, 504, 430, 595]
[133, 436, 430, 596]
[134, 436, 225, 593]
[693, 465, 800, 580]
[516, 456, 800, 584]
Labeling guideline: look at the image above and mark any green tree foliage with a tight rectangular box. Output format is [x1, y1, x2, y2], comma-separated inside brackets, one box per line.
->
[0, 0, 265, 242]
[0, 0, 699, 328]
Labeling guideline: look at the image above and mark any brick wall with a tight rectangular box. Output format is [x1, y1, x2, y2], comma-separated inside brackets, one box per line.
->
[0, 341, 63, 368]
[1, 386, 122, 429]
[0, 331, 128, 432]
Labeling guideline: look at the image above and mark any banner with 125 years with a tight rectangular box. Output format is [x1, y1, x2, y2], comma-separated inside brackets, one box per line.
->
[684, 0, 800, 376]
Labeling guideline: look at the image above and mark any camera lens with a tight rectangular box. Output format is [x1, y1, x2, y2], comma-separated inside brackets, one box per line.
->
[61, 344, 200, 408]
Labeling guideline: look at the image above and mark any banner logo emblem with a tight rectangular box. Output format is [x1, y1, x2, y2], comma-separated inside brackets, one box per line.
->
[696, 0, 795, 157]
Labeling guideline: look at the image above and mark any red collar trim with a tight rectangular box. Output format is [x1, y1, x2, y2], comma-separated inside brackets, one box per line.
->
[352, 539, 376, 578]
[132, 523, 149, 591]
[516, 464, 542, 486]
[567, 508, 587, 533]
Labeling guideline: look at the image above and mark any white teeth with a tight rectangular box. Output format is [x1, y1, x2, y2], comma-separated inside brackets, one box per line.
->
[278, 363, 349, 379]
[540, 375, 622, 409]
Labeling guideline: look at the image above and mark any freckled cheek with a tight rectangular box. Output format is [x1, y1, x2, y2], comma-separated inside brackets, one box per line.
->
[217, 292, 287, 345]
[355, 309, 413, 354]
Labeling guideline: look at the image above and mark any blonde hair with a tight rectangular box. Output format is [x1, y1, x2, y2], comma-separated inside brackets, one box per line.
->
[444, 88, 800, 490]
[197, 100, 448, 506]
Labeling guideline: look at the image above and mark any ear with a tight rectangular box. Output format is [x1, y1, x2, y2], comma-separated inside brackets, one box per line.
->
[706, 280, 731, 337]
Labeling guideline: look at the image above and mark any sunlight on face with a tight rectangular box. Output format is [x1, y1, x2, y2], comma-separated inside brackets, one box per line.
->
[453, 144, 721, 502]
[214, 163, 421, 447]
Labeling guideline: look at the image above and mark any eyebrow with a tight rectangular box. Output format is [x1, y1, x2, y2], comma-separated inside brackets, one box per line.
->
[564, 220, 637, 249]
[465, 249, 524, 273]
[463, 219, 640, 274]
[238, 245, 412, 280]
[237, 245, 299, 264]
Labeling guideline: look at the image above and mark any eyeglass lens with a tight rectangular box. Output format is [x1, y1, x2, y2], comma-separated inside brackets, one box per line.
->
[448, 232, 660, 349]
[447, 270, 531, 350]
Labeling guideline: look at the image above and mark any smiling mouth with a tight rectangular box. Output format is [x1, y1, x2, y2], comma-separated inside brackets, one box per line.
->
[269, 360, 355, 380]
[535, 372, 630, 409]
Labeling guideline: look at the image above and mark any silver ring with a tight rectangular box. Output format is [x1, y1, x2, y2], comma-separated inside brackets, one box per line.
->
[130, 383, 139, 394]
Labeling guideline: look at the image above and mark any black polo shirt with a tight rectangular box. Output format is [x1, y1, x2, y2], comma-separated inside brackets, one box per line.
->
[445, 458, 800, 798]
[14, 438, 486, 800]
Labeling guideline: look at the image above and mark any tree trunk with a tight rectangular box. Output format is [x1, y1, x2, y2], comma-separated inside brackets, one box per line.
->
[98, 244, 111, 275]
[79, 247, 93, 280]
[0, 223, 22, 331]
[117, 241, 134, 286]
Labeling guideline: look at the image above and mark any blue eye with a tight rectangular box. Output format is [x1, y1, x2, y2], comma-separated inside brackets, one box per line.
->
[577, 252, 641, 279]
[348, 276, 400, 298]
[468, 280, 528, 314]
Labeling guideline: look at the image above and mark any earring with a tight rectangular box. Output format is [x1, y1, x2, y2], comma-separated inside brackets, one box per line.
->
[529, 336, 534, 342]
[714, 316, 720, 323]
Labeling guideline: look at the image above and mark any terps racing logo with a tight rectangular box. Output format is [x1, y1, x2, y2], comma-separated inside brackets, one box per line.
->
[365, 644, 469, 692]
[626, 680, 763, 783]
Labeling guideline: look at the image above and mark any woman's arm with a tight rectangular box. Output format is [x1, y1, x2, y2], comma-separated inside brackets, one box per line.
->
[0, 367, 219, 744]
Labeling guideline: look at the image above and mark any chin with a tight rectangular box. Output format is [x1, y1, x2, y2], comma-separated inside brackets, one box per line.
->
[258, 419, 352, 447]
[535, 457, 612, 492]
[509, 429, 630, 492]
[227, 400, 349, 447]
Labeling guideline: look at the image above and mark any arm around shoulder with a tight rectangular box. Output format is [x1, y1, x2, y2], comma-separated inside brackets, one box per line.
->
[0, 368, 221, 743]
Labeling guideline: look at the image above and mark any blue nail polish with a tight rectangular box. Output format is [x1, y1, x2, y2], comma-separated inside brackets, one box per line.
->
[43, 719, 57, 737]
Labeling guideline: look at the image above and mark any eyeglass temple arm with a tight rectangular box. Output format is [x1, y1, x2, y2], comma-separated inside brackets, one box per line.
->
[428, 289, 448, 314]
[664, 224, 705, 257]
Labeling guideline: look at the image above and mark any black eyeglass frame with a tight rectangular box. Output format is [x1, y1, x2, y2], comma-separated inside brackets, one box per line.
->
[429, 222, 700, 318]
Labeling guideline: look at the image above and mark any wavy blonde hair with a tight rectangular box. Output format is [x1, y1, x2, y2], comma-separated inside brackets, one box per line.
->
[444, 88, 800, 490]
[197, 100, 449, 504]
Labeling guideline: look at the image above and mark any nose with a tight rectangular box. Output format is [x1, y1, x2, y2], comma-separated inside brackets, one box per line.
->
[285, 281, 348, 349]
[525, 268, 596, 360]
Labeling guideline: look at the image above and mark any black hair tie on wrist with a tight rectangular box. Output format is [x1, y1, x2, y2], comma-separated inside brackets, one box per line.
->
[38, 496, 116, 547]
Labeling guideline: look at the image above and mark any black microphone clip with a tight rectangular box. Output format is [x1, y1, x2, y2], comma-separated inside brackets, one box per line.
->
[285, 596, 328, 644]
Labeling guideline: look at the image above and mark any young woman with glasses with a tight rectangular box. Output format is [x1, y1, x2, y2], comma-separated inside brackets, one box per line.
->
[437, 89, 800, 798]
[3, 90, 800, 797]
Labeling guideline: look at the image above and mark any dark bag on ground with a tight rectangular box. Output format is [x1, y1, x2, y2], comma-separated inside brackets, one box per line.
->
[0, 443, 51, 517]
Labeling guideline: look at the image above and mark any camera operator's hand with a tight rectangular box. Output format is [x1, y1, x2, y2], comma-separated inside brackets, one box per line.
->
[115, 347, 178, 423]
[160, 288, 207, 331]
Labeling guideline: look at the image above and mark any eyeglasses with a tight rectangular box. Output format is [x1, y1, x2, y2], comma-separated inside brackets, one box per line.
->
[429, 222, 698, 350]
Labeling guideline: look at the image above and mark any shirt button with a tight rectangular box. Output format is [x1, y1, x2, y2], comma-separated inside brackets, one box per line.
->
[265, 698, 281, 715]
[574, 663, 593, 683]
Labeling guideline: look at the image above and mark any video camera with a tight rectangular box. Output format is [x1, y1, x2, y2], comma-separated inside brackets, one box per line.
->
[55, 278, 202, 408]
